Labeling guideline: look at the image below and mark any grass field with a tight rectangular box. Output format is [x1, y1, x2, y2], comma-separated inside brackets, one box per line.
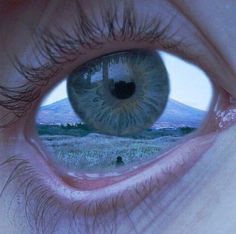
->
[37, 124, 195, 172]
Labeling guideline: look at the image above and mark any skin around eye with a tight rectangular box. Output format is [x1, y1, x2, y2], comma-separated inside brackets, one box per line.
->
[1, 1, 236, 234]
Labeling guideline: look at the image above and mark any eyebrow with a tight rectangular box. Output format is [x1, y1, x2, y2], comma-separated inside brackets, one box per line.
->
[1, 0, 181, 128]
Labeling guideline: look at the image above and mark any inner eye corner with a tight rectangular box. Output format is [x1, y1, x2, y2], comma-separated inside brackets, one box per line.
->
[34, 49, 213, 189]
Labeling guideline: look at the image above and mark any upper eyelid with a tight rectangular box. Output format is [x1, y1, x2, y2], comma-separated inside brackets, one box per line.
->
[0, 1, 185, 128]
[17, 0, 182, 73]
[27, 0, 181, 66]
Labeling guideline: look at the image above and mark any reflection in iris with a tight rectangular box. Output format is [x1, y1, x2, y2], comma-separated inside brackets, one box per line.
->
[67, 50, 169, 136]
[36, 52, 212, 174]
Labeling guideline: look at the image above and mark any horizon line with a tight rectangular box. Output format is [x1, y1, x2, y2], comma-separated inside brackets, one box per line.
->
[42, 97, 208, 111]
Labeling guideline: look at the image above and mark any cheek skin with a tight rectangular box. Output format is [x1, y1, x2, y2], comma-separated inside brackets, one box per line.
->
[161, 124, 236, 234]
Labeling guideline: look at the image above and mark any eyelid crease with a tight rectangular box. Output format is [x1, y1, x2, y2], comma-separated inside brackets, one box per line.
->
[2, 0, 183, 128]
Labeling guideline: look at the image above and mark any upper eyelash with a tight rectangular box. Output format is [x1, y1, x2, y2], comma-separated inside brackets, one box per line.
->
[33, 0, 179, 65]
[0, 0, 181, 128]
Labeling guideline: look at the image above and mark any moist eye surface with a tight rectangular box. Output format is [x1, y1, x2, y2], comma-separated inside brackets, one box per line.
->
[36, 51, 212, 174]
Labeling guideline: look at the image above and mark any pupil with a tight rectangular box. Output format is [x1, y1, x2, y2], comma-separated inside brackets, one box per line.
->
[110, 80, 136, 99]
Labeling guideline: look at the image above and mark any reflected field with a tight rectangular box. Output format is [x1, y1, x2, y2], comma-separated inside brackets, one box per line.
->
[38, 124, 195, 172]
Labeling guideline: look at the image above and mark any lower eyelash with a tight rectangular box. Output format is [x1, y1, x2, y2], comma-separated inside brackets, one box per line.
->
[2, 151, 185, 234]
[0, 154, 153, 234]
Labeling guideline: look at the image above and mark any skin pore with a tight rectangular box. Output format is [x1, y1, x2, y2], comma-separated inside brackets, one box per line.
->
[0, 0, 236, 233]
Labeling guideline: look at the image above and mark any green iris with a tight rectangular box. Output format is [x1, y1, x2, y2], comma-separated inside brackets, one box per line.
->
[67, 50, 169, 136]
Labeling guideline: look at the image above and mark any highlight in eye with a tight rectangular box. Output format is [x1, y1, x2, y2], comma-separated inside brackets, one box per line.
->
[36, 52, 212, 174]
[67, 50, 169, 136]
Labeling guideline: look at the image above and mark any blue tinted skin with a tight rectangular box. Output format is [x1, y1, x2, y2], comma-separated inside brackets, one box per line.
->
[0, 1, 236, 233]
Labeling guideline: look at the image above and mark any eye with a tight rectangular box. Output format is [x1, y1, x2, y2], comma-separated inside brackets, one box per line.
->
[36, 50, 212, 178]
[8, 0, 216, 204]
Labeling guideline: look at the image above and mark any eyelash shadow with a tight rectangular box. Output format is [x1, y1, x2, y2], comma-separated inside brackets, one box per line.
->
[0, 0, 182, 128]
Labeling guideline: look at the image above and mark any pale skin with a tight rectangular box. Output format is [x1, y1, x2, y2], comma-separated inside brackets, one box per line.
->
[0, 0, 236, 234]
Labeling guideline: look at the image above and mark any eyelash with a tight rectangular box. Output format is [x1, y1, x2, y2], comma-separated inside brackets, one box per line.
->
[0, 0, 184, 128]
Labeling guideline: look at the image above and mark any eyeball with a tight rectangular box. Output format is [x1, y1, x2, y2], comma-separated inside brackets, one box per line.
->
[36, 51, 212, 174]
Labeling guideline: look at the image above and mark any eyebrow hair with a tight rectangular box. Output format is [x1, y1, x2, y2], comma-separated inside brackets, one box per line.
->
[0, 0, 181, 128]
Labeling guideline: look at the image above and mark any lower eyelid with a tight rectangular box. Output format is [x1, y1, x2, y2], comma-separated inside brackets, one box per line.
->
[18, 122, 216, 216]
